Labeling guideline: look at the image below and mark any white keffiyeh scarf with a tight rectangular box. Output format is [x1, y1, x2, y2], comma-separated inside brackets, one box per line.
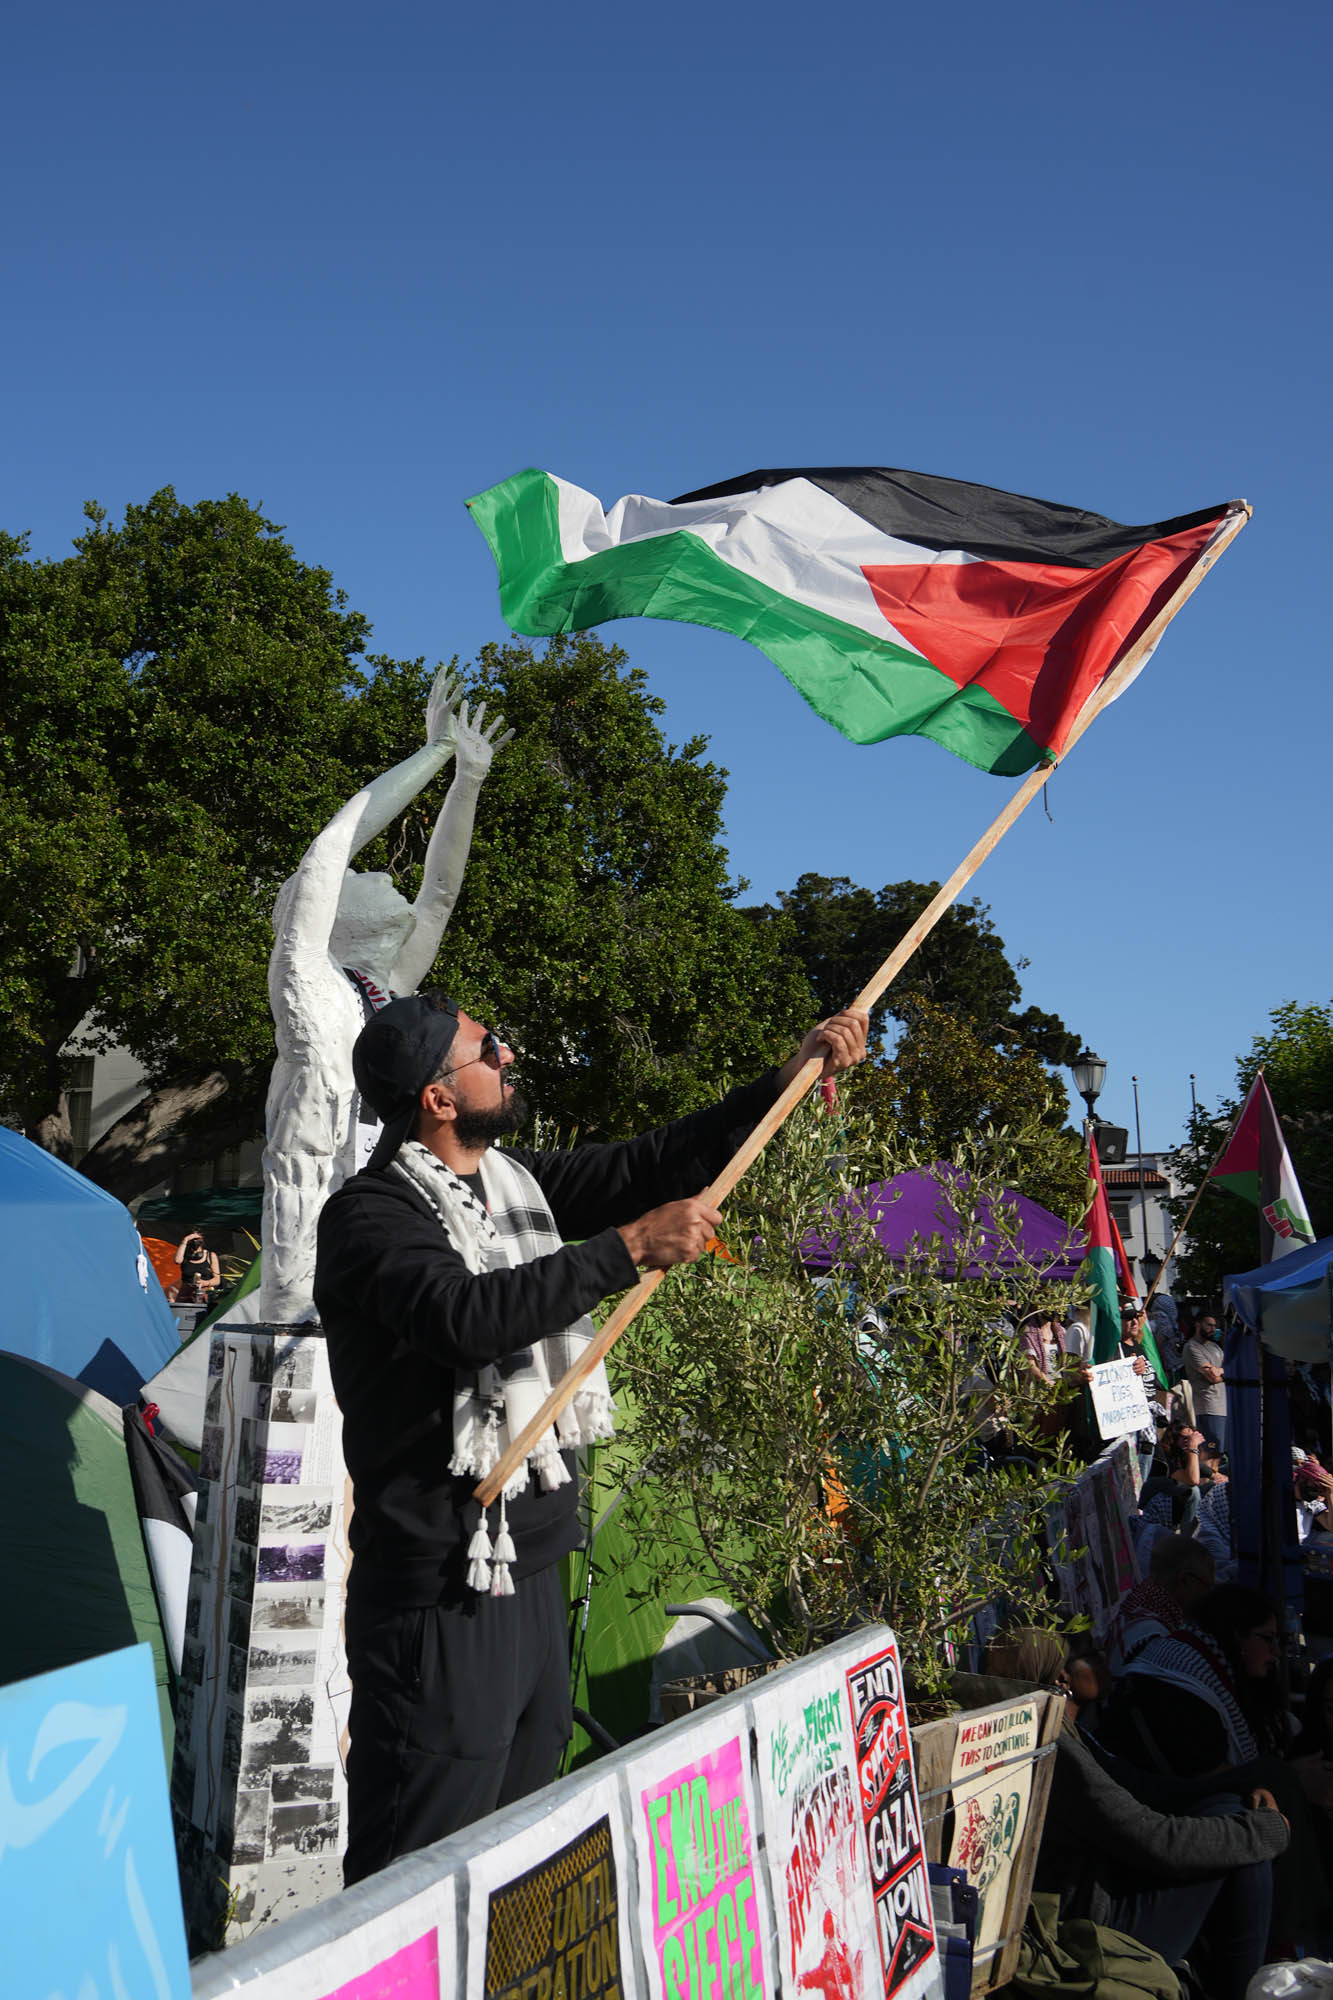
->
[391, 1140, 616, 1596]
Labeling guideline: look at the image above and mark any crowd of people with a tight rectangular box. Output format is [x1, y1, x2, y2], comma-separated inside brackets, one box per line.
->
[982, 1284, 1333, 1991]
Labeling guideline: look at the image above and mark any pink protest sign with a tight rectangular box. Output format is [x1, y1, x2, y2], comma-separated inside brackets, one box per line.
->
[326, 1929, 439, 2000]
[638, 1733, 769, 2000]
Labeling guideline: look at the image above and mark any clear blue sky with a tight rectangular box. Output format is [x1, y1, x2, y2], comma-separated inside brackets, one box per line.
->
[5, 1, 1329, 1148]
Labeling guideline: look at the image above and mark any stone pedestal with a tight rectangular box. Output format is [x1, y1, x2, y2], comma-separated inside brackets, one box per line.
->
[172, 1323, 353, 1950]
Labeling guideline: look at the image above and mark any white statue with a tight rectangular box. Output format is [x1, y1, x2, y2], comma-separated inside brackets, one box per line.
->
[260, 671, 511, 1322]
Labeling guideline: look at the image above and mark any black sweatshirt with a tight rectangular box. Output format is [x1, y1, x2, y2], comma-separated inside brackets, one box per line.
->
[313, 1070, 781, 1603]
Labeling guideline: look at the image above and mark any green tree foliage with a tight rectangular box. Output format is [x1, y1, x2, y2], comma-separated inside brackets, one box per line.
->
[616, 1090, 1077, 1688]
[859, 998, 1086, 1223]
[1170, 999, 1333, 1299]
[0, 491, 809, 1186]
[750, 871, 1080, 1065]
[0, 491, 372, 1168]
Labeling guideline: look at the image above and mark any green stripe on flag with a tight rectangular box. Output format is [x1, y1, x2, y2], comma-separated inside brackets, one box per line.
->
[467, 469, 1046, 777]
[1088, 1244, 1122, 1365]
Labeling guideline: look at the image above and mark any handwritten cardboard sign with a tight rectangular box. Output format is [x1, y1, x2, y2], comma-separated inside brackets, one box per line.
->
[1089, 1358, 1153, 1441]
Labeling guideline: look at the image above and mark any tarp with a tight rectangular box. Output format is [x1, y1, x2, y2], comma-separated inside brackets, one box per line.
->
[0, 1350, 174, 1752]
[799, 1167, 1086, 1281]
[141, 1254, 263, 1451]
[0, 1127, 178, 1401]
[1225, 1234, 1333, 1363]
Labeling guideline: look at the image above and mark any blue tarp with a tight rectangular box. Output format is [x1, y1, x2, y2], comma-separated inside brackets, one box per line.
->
[0, 1128, 178, 1401]
[1225, 1234, 1333, 1363]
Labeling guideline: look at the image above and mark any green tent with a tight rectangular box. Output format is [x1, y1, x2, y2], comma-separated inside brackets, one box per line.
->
[0, 1351, 174, 1754]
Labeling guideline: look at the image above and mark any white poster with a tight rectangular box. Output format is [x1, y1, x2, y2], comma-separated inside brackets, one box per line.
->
[624, 1705, 773, 2000]
[218, 1878, 455, 1999]
[465, 1775, 636, 2000]
[945, 1700, 1039, 1956]
[1089, 1358, 1153, 1442]
[751, 1657, 882, 1999]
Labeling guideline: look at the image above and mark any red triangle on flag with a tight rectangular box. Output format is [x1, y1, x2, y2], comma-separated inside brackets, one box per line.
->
[861, 520, 1217, 753]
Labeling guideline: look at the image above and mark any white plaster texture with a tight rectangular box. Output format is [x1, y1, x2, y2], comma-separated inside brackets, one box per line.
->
[260, 674, 509, 1321]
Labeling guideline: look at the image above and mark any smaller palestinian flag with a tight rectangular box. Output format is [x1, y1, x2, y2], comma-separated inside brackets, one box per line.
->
[1082, 1132, 1126, 1366]
[467, 466, 1241, 777]
[123, 1402, 198, 1677]
[1211, 1073, 1315, 1264]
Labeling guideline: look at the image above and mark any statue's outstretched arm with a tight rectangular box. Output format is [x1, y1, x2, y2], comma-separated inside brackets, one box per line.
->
[391, 697, 513, 994]
[270, 669, 462, 1008]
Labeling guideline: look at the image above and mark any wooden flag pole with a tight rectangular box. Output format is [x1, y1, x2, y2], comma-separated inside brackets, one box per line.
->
[475, 504, 1251, 1505]
[1141, 1062, 1261, 1315]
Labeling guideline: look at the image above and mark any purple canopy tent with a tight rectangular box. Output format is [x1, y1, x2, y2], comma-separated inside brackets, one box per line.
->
[799, 1167, 1086, 1281]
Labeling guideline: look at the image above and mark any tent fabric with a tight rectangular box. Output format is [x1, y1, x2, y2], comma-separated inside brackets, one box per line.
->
[135, 1185, 263, 1233]
[142, 1257, 262, 1451]
[0, 1349, 173, 1752]
[0, 1127, 178, 1401]
[799, 1167, 1086, 1280]
[1225, 1234, 1333, 1362]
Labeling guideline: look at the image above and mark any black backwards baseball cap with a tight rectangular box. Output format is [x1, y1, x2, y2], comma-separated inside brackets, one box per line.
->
[352, 993, 461, 1171]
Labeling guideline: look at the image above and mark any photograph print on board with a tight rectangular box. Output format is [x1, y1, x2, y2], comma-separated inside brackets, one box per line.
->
[251, 1584, 326, 1631]
[272, 1340, 315, 1391]
[260, 1491, 333, 1538]
[270, 1386, 318, 1425]
[199, 1424, 224, 1484]
[269, 1800, 340, 1857]
[241, 1692, 314, 1781]
[256, 1542, 325, 1586]
[232, 1789, 269, 1866]
[247, 1643, 317, 1688]
[271, 1763, 335, 1804]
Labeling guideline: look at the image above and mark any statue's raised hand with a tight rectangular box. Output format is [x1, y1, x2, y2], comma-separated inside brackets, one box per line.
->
[452, 699, 514, 780]
[425, 668, 463, 749]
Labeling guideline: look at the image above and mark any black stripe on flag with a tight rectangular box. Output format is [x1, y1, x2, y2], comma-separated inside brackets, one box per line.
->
[671, 466, 1229, 570]
[124, 1402, 198, 1679]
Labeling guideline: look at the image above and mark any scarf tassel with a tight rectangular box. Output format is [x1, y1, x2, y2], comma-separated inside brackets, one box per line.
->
[490, 1499, 516, 1598]
[466, 1517, 493, 1594]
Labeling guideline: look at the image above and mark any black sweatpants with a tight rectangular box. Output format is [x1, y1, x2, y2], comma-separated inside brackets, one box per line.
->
[342, 1561, 572, 1887]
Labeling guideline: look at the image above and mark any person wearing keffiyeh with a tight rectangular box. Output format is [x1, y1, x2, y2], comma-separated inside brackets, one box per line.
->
[314, 989, 869, 1885]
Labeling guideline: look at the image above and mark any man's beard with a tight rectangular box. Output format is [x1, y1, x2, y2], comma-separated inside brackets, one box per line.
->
[452, 1085, 530, 1149]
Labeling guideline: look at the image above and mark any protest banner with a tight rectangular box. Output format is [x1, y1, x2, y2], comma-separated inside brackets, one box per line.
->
[845, 1637, 939, 2000]
[466, 1775, 634, 2000]
[751, 1655, 881, 1999]
[626, 1707, 771, 2000]
[1088, 1359, 1153, 1443]
[945, 1702, 1040, 1958]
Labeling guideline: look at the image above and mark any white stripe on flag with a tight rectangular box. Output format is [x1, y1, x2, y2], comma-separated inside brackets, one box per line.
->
[552, 475, 985, 654]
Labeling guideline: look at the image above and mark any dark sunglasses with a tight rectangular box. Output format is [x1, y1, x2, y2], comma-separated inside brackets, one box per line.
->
[447, 1026, 511, 1076]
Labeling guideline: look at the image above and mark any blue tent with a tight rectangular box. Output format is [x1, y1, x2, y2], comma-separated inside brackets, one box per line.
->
[0, 1128, 178, 1402]
[1225, 1234, 1333, 1363]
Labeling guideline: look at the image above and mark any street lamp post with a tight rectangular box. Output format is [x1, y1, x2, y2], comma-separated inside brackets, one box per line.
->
[1071, 1050, 1107, 1135]
[1131, 1074, 1152, 1282]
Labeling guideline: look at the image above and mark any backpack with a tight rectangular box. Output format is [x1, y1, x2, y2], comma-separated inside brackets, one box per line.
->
[1007, 1892, 1181, 2000]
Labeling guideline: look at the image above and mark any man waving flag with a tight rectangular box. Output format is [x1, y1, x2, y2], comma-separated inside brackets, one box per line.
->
[467, 465, 1241, 778]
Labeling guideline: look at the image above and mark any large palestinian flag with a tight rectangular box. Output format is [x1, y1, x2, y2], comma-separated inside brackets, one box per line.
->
[467, 466, 1240, 777]
[1211, 1073, 1315, 1263]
